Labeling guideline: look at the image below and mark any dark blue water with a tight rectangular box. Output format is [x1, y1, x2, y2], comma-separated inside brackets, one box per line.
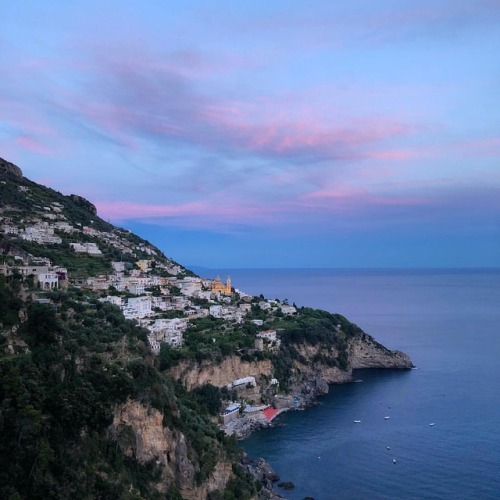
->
[209, 269, 500, 499]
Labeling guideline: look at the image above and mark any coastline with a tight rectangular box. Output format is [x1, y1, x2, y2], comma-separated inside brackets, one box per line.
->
[224, 406, 290, 440]
[233, 367, 412, 499]
[223, 365, 413, 440]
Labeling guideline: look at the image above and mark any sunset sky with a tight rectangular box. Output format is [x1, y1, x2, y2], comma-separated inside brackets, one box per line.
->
[2, 1, 500, 267]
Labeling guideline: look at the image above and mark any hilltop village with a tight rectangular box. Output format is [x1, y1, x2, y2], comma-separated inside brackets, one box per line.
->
[0, 168, 301, 434]
[0, 240, 295, 358]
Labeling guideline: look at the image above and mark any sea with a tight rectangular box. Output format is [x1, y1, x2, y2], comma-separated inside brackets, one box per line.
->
[203, 268, 500, 500]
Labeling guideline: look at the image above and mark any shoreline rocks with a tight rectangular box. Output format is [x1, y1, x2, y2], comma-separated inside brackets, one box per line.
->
[243, 456, 284, 499]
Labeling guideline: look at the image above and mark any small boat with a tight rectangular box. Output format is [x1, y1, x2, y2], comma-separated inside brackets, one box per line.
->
[355, 379, 363, 383]
[387, 446, 391, 450]
[429, 422, 435, 426]
[353, 420, 361, 423]
[384, 416, 391, 420]
[392, 459, 397, 464]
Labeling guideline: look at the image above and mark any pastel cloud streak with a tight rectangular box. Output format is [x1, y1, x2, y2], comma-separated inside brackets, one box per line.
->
[61, 53, 417, 165]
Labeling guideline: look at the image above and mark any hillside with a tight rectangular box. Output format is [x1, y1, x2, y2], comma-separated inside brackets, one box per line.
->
[0, 157, 187, 280]
[0, 158, 412, 499]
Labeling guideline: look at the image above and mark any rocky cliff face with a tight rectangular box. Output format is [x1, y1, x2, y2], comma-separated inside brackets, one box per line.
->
[286, 334, 413, 403]
[109, 400, 232, 498]
[169, 334, 412, 411]
[348, 335, 413, 370]
[0, 157, 23, 178]
[68, 194, 97, 215]
[169, 356, 273, 390]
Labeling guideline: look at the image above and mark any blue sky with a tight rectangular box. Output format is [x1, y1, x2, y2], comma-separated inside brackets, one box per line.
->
[2, 1, 500, 267]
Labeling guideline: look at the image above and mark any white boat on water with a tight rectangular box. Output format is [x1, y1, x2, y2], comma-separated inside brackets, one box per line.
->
[429, 422, 435, 426]
[393, 459, 397, 464]
[354, 420, 361, 423]
[384, 416, 391, 420]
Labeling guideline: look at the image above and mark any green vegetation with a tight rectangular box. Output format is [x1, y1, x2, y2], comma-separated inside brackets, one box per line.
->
[209, 464, 260, 500]
[16, 239, 113, 277]
[0, 275, 23, 328]
[266, 307, 364, 388]
[0, 280, 247, 498]
[159, 317, 264, 366]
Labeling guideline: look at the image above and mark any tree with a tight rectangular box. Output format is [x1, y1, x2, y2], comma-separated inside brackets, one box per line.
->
[25, 303, 62, 345]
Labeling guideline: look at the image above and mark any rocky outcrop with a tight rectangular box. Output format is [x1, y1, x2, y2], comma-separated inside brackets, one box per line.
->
[282, 334, 412, 406]
[169, 356, 273, 390]
[0, 157, 23, 178]
[277, 481, 295, 490]
[243, 457, 283, 498]
[109, 400, 232, 499]
[68, 194, 97, 215]
[348, 335, 413, 370]
[170, 334, 412, 412]
[292, 343, 353, 384]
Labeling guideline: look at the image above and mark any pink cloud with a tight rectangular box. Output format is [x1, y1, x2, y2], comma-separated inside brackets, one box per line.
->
[95, 199, 275, 224]
[67, 56, 416, 164]
[365, 149, 417, 160]
[15, 135, 54, 155]
[9, 44, 413, 168]
[302, 185, 433, 213]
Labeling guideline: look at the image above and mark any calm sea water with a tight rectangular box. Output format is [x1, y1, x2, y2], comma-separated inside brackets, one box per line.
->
[206, 268, 500, 499]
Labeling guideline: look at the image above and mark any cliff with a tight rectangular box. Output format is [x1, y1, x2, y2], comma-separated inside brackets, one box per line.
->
[0, 157, 23, 178]
[169, 356, 273, 390]
[286, 334, 412, 403]
[167, 331, 412, 414]
[348, 335, 413, 370]
[68, 194, 97, 216]
[109, 400, 232, 499]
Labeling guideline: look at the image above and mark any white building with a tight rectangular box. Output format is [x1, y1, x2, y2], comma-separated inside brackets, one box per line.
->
[227, 376, 256, 389]
[147, 335, 161, 354]
[239, 303, 252, 313]
[83, 226, 99, 236]
[53, 221, 75, 233]
[101, 296, 122, 307]
[70, 242, 102, 255]
[1, 225, 19, 235]
[21, 224, 62, 244]
[147, 318, 188, 348]
[179, 280, 202, 297]
[37, 272, 59, 290]
[280, 305, 297, 315]
[251, 319, 264, 326]
[257, 329, 277, 342]
[209, 305, 223, 318]
[127, 282, 145, 295]
[112, 261, 126, 272]
[123, 296, 152, 319]
[151, 295, 172, 311]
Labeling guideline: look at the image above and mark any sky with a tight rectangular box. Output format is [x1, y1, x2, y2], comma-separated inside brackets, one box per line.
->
[1, 1, 500, 268]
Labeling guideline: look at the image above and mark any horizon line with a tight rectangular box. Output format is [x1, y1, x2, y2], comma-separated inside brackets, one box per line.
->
[187, 265, 500, 271]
